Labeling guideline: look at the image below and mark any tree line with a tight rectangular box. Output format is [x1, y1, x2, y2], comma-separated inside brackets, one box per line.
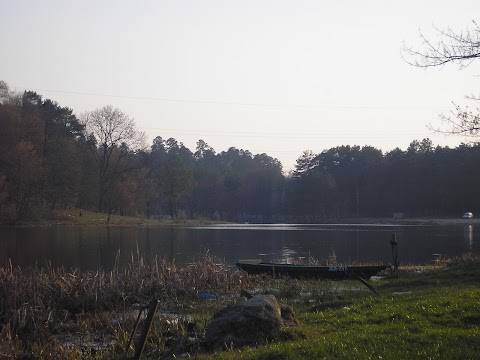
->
[0, 82, 479, 223]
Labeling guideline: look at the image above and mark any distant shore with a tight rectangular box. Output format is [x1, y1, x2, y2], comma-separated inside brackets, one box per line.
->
[3, 209, 230, 227]
[4, 209, 478, 227]
[339, 217, 480, 226]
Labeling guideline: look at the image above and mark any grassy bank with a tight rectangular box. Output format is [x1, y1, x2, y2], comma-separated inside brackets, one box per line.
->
[1, 255, 479, 359]
[11, 208, 226, 227]
[209, 255, 480, 360]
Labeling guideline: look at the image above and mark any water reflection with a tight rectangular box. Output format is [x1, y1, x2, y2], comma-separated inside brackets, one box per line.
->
[279, 246, 297, 264]
[464, 224, 474, 252]
[0, 224, 479, 271]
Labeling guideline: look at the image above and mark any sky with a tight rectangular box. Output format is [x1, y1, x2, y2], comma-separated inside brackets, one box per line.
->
[1, 0, 480, 171]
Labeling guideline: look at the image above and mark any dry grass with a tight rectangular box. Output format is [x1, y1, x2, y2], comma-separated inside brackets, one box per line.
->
[0, 253, 247, 359]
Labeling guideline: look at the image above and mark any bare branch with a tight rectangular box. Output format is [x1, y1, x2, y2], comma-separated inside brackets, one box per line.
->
[429, 99, 480, 138]
[404, 21, 480, 141]
[402, 21, 480, 69]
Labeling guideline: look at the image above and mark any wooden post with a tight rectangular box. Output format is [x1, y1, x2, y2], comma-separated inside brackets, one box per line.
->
[125, 308, 145, 357]
[131, 299, 159, 360]
[390, 233, 399, 277]
[349, 271, 379, 295]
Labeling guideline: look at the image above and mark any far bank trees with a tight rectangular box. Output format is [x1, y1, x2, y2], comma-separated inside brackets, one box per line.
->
[0, 87, 85, 220]
[3, 81, 480, 223]
[81, 106, 145, 215]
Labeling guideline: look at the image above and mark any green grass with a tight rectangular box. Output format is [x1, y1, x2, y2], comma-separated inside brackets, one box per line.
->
[203, 289, 480, 360]
[196, 256, 480, 360]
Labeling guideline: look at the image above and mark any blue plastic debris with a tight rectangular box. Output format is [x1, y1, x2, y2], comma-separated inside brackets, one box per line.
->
[199, 292, 216, 299]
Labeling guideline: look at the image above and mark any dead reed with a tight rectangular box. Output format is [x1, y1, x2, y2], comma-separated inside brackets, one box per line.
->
[0, 253, 246, 359]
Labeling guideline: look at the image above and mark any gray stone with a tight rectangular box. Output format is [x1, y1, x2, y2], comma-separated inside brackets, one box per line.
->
[205, 294, 299, 348]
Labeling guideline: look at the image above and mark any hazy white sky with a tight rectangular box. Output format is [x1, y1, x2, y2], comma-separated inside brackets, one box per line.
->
[1, 0, 480, 170]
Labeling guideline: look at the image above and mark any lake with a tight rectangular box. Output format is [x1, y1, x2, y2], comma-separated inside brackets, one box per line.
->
[0, 224, 478, 271]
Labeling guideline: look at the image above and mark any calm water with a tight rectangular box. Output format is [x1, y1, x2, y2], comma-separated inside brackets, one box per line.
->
[0, 224, 478, 271]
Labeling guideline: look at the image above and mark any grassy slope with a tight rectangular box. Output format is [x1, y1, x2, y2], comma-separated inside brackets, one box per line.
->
[18, 208, 223, 226]
[203, 257, 480, 360]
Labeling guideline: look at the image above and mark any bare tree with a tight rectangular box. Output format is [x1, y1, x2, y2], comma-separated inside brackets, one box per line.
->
[403, 21, 480, 137]
[81, 105, 146, 213]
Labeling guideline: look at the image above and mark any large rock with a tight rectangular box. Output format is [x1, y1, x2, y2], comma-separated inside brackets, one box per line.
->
[205, 294, 298, 348]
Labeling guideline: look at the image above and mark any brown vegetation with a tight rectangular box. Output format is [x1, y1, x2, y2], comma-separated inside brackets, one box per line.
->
[0, 253, 245, 358]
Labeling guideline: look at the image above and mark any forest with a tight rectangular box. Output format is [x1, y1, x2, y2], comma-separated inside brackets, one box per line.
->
[0, 81, 479, 224]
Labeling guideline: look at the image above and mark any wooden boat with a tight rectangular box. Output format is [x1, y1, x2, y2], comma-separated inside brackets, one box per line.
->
[236, 260, 390, 280]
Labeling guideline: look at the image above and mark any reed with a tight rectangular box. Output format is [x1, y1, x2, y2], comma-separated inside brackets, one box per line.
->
[0, 253, 246, 359]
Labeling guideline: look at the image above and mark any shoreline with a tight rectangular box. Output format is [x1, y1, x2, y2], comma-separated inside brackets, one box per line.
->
[2, 208, 478, 227]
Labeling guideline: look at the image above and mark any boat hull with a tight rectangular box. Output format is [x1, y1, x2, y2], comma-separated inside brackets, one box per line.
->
[235, 262, 390, 280]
